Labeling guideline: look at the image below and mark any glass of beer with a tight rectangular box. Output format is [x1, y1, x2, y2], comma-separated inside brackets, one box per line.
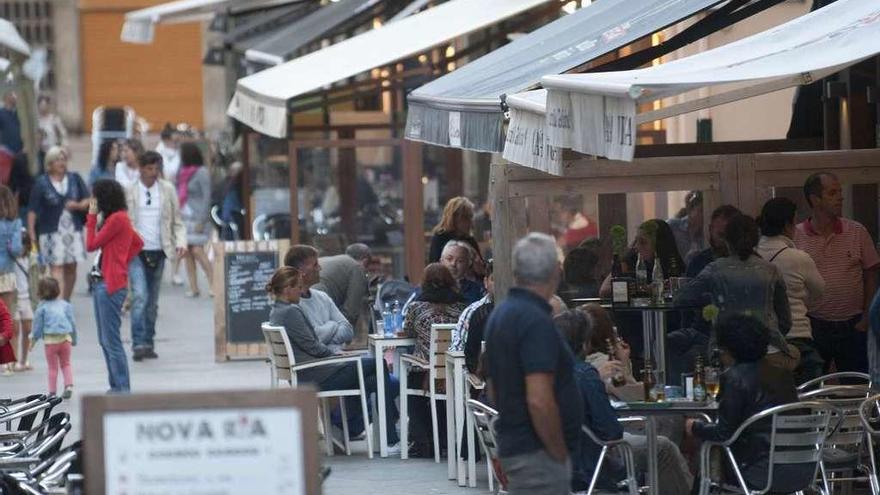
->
[704, 367, 720, 401]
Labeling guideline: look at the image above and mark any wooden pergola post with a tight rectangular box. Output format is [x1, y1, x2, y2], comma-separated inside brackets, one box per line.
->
[288, 139, 300, 244]
[403, 140, 425, 285]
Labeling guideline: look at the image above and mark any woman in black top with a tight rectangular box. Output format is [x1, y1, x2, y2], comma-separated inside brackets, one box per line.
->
[428, 196, 483, 269]
[686, 313, 803, 493]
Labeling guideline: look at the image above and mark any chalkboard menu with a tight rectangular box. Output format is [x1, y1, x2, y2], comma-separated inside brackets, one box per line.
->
[225, 251, 278, 343]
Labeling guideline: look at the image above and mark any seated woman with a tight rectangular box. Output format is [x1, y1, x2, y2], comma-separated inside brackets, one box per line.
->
[267, 266, 402, 454]
[403, 262, 468, 456]
[599, 219, 684, 372]
[578, 303, 640, 397]
[674, 214, 798, 370]
[686, 314, 802, 492]
[556, 310, 693, 495]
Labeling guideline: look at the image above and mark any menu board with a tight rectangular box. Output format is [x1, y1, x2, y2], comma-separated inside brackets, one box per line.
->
[83, 390, 320, 495]
[224, 251, 277, 343]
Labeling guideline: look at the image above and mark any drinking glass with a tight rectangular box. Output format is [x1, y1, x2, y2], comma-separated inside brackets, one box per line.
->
[704, 367, 720, 401]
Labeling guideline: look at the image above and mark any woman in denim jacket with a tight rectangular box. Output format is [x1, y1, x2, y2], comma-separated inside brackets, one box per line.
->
[675, 214, 797, 370]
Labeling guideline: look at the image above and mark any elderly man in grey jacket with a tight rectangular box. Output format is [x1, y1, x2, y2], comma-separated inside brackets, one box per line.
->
[313, 243, 371, 325]
[126, 151, 187, 361]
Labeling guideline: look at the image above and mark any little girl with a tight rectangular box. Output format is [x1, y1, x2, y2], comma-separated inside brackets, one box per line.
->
[12, 230, 35, 371]
[0, 298, 13, 376]
[30, 277, 77, 398]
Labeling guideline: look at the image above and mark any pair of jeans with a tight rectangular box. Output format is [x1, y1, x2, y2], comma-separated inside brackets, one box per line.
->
[500, 449, 571, 495]
[810, 314, 867, 377]
[129, 254, 165, 350]
[93, 281, 130, 392]
[319, 355, 399, 445]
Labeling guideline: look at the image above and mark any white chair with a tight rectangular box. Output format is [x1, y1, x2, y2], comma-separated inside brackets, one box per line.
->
[262, 322, 374, 458]
[399, 323, 455, 461]
[467, 399, 505, 495]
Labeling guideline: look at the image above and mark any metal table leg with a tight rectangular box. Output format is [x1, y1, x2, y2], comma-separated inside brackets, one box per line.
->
[374, 341, 388, 457]
[646, 415, 659, 495]
[445, 357, 457, 480]
[654, 311, 667, 379]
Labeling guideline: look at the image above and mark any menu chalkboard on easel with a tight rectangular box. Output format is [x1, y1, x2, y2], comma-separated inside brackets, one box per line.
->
[213, 240, 289, 361]
[225, 251, 277, 343]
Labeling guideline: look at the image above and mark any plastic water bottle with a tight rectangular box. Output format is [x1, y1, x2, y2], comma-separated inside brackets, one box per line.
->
[382, 303, 393, 337]
[392, 299, 402, 333]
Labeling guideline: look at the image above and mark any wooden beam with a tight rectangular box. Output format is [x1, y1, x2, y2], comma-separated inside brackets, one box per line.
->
[288, 138, 403, 149]
[491, 162, 512, 300]
[508, 174, 720, 198]
[337, 129, 357, 241]
[241, 129, 253, 240]
[403, 140, 425, 285]
[634, 139, 822, 158]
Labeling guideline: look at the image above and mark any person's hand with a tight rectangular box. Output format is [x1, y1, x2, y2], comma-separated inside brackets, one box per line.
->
[64, 200, 78, 211]
[685, 418, 697, 436]
[614, 340, 631, 362]
[597, 360, 626, 384]
[176, 247, 187, 258]
[856, 316, 868, 332]
[88, 198, 98, 215]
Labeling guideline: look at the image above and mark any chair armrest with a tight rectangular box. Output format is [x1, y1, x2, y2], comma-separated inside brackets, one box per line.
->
[618, 416, 646, 424]
[0, 457, 41, 471]
[400, 353, 429, 369]
[290, 355, 364, 372]
[466, 374, 485, 390]
[0, 432, 28, 441]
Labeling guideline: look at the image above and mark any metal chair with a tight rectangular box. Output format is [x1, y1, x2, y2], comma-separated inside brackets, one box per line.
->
[798, 372, 871, 392]
[697, 401, 837, 495]
[800, 384, 873, 494]
[399, 323, 455, 462]
[581, 418, 644, 495]
[0, 413, 72, 474]
[466, 399, 505, 495]
[262, 323, 374, 458]
[858, 394, 880, 495]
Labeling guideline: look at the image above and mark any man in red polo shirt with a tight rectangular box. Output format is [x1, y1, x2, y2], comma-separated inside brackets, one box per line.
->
[794, 172, 880, 376]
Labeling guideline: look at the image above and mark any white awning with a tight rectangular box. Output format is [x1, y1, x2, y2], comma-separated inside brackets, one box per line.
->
[227, 0, 553, 138]
[0, 19, 29, 57]
[532, 0, 880, 163]
[121, 0, 307, 44]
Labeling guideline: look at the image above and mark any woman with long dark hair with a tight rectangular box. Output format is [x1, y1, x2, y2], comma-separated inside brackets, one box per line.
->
[428, 197, 483, 268]
[675, 214, 797, 370]
[88, 140, 118, 187]
[86, 179, 143, 393]
[177, 142, 213, 297]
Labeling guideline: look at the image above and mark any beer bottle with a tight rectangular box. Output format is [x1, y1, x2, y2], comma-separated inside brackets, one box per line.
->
[642, 360, 656, 402]
[605, 338, 627, 387]
[693, 356, 706, 402]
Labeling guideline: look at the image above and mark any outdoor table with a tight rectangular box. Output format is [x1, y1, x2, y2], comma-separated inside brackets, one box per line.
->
[445, 350, 478, 487]
[367, 333, 416, 457]
[611, 302, 699, 380]
[615, 400, 718, 495]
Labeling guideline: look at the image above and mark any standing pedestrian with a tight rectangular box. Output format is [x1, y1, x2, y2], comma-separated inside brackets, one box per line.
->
[37, 95, 68, 154]
[177, 142, 213, 297]
[88, 140, 118, 187]
[0, 90, 23, 154]
[155, 124, 180, 184]
[757, 197, 826, 383]
[485, 233, 583, 495]
[86, 179, 143, 393]
[0, 298, 14, 377]
[12, 231, 34, 372]
[795, 172, 880, 376]
[428, 197, 483, 267]
[0, 185, 21, 373]
[29, 277, 76, 399]
[27, 146, 89, 301]
[115, 139, 143, 191]
[126, 151, 186, 361]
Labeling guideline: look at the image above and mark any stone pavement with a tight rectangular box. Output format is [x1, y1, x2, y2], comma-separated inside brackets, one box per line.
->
[2, 135, 491, 495]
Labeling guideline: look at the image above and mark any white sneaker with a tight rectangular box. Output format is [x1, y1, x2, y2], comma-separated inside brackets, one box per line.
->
[172, 274, 184, 286]
[385, 442, 402, 456]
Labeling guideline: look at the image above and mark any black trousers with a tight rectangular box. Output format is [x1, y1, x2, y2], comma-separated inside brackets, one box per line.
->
[809, 314, 867, 377]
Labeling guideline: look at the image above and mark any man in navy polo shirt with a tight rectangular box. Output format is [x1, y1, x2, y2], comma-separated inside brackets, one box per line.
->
[485, 233, 583, 494]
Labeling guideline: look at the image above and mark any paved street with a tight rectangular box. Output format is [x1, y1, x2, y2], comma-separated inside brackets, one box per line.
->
[2, 134, 491, 494]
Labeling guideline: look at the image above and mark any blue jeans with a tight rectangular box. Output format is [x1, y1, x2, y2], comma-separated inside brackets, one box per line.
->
[93, 281, 130, 392]
[129, 254, 165, 350]
[320, 356, 400, 445]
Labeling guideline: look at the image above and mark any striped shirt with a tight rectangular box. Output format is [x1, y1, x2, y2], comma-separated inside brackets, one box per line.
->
[794, 217, 880, 321]
[451, 294, 493, 352]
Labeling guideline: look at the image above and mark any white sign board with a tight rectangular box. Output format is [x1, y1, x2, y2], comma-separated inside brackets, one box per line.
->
[103, 408, 304, 495]
[227, 90, 289, 138]
[83, 389, 320, 495]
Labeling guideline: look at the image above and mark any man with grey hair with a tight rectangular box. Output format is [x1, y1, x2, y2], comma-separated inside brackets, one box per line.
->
[313, 243, 371, 325]
[485, 233, 583, 494]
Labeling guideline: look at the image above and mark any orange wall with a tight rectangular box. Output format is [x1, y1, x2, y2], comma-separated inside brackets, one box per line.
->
[79, 3, 204, 131]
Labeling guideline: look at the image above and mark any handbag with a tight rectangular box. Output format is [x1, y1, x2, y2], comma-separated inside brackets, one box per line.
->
[88, 251, 103, 284]
[139, 250, 165, 269]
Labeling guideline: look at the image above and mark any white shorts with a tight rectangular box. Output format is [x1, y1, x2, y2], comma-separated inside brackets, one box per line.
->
[14, 298, 32, 321]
